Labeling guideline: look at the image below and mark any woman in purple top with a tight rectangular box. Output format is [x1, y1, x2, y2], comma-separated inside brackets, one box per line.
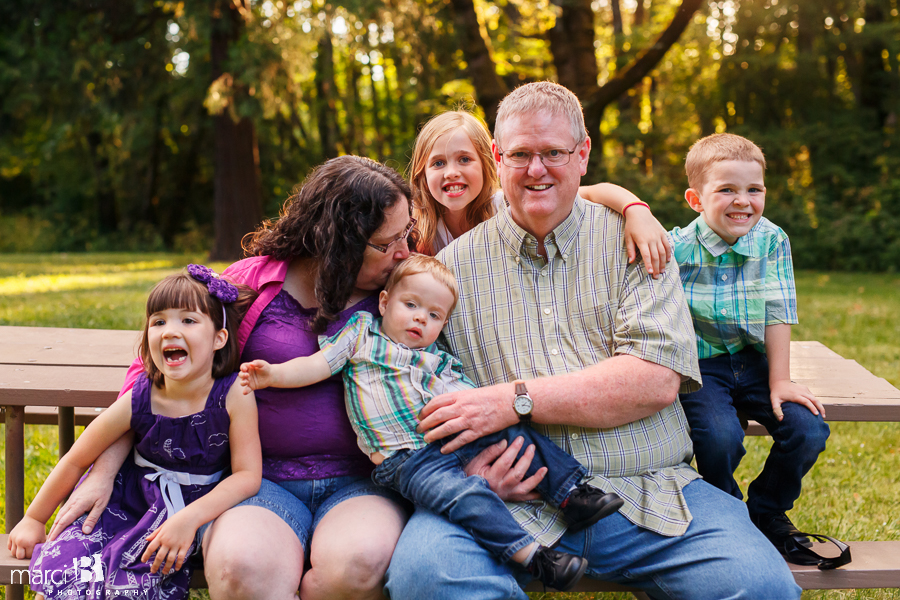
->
[51, 156, 415, 599]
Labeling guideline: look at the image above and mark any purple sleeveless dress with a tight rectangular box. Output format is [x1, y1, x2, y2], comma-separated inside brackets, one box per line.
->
[29, 372, 236, 600]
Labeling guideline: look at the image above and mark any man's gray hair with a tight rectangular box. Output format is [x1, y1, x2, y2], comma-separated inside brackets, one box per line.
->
[494, 81, 588, 148]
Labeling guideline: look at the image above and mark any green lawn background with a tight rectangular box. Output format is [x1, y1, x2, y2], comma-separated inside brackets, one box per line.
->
[1, 254, 898, 600]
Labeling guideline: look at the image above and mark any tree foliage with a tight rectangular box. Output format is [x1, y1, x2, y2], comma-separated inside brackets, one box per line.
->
[1, 0, 898, 268]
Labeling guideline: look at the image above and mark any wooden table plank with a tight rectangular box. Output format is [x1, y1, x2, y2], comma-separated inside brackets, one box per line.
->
[789, 341, 844, 359]
[0, 365, 126, 408]
[0, 326, 139, 367]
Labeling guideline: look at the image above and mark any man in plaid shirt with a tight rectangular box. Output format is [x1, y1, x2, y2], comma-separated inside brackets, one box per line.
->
[672, 133, 830, 555]
[385, 84, 800, 599]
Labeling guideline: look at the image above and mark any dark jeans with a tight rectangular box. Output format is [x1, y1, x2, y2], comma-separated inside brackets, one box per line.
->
[680, 347, 830, 517]
[373, 423, 586, 563]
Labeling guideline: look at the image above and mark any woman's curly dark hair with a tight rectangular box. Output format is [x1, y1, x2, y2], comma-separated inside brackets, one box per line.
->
[242, 156, 412, 333]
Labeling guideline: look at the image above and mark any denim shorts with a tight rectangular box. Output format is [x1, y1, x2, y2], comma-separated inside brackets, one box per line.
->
[198, 475, 404, 555]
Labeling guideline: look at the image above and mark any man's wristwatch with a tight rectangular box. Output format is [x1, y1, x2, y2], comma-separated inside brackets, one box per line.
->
[512, 380, 534, 422]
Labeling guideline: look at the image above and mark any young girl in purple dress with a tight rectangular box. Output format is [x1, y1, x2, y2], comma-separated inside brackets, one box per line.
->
[7, 266, 262, 600]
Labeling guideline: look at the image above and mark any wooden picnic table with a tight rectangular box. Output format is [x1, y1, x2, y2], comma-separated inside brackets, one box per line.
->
[3, 326, 900, 598]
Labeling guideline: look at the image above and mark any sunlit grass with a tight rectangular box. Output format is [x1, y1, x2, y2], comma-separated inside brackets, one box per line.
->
[1, 257, 899, 600]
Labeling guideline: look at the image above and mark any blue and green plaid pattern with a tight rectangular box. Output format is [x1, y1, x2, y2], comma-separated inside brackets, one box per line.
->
[669, 216, 798, 360]
[319, 311, 476, 458]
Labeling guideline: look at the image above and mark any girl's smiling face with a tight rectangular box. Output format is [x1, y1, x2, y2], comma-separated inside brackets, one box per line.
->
[425, 129, 485, 217]
[147, 307, 226, 384]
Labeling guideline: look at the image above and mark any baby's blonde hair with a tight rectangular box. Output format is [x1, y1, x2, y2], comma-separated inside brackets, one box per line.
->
[384, 254, 459, 314]
[409, 111, 497, 255]
[685, 133, 766, 190]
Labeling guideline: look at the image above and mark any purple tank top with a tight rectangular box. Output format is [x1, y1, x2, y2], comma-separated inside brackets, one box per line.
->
[242, 290, 378, 481]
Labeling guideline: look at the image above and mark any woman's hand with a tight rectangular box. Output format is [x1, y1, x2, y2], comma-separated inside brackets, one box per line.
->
[48, 432, 133, 542]
[623, 205, 671, 278]
[463, 437, 546, 502]
[141, 510, 199, 575]
[8, 515, 47, 559]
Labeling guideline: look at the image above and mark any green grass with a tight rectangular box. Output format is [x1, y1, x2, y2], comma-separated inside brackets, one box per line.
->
[1, 255, 899, 599]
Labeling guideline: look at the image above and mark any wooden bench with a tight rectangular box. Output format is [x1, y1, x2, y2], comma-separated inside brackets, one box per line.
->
[3, 535, 900, 593]
[3, 326, 900, 598]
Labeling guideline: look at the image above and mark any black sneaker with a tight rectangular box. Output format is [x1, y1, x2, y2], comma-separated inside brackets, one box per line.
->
[751, 512, 812, 551]
[527, 546, 588, 591]
[561, 484, 625, 532]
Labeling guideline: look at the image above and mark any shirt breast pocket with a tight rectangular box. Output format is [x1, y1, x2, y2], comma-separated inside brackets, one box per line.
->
[565, 301, 617, 358]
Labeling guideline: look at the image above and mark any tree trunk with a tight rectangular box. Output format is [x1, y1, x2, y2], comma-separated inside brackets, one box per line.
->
[549, 0, 603, 176]
[315, 27, 339, 160]
[86, 131, 119, 235]
[449, 0, 508, 129]
[859, 3, 890, 128]
[210, 0, 263, 261]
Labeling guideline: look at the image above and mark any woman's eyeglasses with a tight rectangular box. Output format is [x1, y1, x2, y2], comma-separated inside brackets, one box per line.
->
[366, 217, 417, 253]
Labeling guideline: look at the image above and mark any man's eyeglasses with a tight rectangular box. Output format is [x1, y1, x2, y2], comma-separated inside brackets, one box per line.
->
[366, 217, 417, 253]
[497, 144, 579, 168]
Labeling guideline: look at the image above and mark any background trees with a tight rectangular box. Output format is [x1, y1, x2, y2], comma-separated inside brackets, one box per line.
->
[1, 0, 898, 267]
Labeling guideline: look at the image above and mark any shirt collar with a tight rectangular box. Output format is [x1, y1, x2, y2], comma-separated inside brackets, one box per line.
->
[695, 217, 760, 258]
[368, 316, 440, 354]
[497, 195, 584, 262]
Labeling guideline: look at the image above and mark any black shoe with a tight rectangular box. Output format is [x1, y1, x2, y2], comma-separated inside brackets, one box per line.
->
[527, 546, 588, 591]
[561, 484, 625, 532]
[751, 512, 812, 552]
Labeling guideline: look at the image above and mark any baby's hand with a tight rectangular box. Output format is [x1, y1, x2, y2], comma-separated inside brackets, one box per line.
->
[239, 360, 273, 394]
[8, 515, 47, 559]
[622, 204, 671, 278]
[770, 379, 826, 421]
[141, 512, 197, 575]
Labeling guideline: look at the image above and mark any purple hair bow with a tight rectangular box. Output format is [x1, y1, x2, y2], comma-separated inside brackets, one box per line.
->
[187, 264, 239, 303]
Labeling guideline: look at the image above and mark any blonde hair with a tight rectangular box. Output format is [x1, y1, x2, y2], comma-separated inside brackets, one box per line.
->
[409, 111, 497, 255]
[494, 81, 587, 148]
[685, 133, 767, 190]
[384, 254, 459, 314]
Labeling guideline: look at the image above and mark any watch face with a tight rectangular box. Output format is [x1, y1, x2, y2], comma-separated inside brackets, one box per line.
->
[514, 395, 533, 415]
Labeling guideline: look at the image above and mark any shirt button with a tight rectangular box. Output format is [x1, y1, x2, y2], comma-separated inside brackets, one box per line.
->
[550, 348, 559, 356]
[541, 270, 548, 277]
[515, 256, 520, 264]
[721, 274, 728, 281]
[571, 433, 579, 440]
[720, 309, 727, 315]
[562, 253, 569, 260]
[543, 308, 552, 315]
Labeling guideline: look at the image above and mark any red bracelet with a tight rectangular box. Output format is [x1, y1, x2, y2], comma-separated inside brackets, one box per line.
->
[622, 201, 650, 214]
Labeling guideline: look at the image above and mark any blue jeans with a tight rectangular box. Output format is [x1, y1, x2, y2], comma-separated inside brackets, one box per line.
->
[679, 347, 830, 517]
[384, 479, 801, 600]
[373, 423, 585, 563]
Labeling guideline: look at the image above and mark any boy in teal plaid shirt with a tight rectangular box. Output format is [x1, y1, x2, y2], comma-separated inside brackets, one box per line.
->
[669, 133, 830, 554]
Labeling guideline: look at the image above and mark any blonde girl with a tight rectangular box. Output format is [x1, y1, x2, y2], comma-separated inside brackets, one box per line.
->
[8, 266, 262, 600]
[409, 110, 671, 274]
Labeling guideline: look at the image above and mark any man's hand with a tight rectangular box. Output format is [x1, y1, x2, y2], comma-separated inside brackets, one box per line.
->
[418, 382, 518, 453]
[239, 360, 275, 395]
[770, 379, 826, 421]
[49, 469, 115, 541]
[463, 437, 546, 501]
